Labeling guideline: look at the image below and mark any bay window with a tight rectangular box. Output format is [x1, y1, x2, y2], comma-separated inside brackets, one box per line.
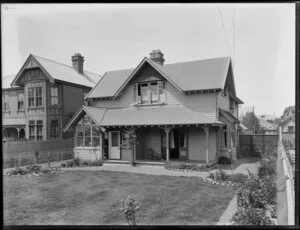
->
[75, 115, 101, 148]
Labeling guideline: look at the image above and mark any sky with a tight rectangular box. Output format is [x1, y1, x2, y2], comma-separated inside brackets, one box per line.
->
[1, 3, 295, 117]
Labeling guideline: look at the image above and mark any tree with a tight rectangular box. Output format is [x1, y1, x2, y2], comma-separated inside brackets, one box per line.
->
[241, 112, 261, 134]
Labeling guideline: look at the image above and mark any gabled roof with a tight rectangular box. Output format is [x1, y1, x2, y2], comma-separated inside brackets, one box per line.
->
[64, 105, 224, 132]
[86, 56, 232, 99]
[280, 116, 295, 128]
[11, 54, 100, 88]
[219, 108, 240, 123]
[259, 119, 277, 130]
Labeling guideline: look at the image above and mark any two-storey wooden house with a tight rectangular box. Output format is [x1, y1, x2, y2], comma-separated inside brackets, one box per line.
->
[64, 50, 243, 164]
[2, 53, 100, 141]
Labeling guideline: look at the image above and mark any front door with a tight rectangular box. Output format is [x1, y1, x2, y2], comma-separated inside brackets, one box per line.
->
[109, 131, 121, 159]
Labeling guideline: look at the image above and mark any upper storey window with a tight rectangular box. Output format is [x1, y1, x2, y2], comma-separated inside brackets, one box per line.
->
[2, 94, 9, 111]
[28, 87, 43, 108]
[135, 81, 165, 105]
[50, 86, 59, 106]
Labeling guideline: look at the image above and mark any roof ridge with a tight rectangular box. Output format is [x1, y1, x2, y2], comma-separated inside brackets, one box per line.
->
[32, 54, 99, 77]
[164, 56, 231, 66]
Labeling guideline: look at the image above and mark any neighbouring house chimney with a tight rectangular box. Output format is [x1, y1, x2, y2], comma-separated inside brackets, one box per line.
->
[72, 53, 84, 74]
[149, 49, 165, 65]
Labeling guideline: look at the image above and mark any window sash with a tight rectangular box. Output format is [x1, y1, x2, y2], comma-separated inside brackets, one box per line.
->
[51, 87, 59, 106]
[136, 81, 164, 104]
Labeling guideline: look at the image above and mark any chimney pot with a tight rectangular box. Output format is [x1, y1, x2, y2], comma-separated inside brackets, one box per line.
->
[72, 53, 84, 74]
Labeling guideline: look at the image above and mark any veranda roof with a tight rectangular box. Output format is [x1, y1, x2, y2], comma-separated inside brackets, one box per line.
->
[2, 118, 26, 126]
[64, 105, 224, 132]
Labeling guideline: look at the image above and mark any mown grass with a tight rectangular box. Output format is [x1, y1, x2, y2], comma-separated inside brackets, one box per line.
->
[4, 171, 235, 225]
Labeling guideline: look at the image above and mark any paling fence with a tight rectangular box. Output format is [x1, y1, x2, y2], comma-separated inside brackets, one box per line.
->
[238, 134, 278, 158]
[277, 127, 295, 225]
[3, 139, 74, 169]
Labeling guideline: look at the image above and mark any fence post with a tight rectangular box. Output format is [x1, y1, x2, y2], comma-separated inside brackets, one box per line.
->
[48, 151, 50, 168]
[18, 153, 21, 167]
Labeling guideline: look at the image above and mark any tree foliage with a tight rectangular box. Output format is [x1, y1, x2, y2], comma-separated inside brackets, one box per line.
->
[241, 112, 261, 134]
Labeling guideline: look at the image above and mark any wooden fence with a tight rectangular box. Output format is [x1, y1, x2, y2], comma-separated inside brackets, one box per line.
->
[238, 134, 278, 158]
[277, 127, 295, 225]
[3, 139, 74, 169]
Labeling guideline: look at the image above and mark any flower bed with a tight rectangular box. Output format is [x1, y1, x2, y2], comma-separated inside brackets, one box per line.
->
[164, 162, 217, 172]
[230, 155, 277, 225]
[205, 170, 248, 187]
[61, 158, 103, 168]
[5, 165, 62, 177]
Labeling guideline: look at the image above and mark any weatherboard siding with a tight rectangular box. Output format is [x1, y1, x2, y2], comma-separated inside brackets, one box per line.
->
[93, 81, 217, 120]
[188, 127, 217, 162]
[166, 82, 217, 120]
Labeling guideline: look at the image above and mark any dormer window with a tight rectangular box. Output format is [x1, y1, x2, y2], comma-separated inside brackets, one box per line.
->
[135, 81, 165, 105]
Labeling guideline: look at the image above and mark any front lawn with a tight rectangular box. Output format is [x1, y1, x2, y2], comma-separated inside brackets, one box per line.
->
[4, 171, 235, 225]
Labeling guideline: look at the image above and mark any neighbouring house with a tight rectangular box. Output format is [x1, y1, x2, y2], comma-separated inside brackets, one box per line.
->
[258, 119, 278, 135]
[279, 116, 295, 133]
[64, 49, 243, 164]
[2, 53, 100, 141]
[282, 106, 295, 120]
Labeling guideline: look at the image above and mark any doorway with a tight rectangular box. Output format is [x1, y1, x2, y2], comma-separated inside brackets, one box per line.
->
[170, 128, 187, 160]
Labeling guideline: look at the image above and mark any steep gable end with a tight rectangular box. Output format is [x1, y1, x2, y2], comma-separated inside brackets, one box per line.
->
[11, 54, 54, 87]
[223, 60, 236, 97]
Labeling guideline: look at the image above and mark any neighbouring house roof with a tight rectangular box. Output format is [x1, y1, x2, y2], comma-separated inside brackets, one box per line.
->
[2, 118, 26, 126]
[239, 123, 249, 131]
[2, 74, 18, 89]
[11, 54, 101, 88]
[86, 56, 242, 100]
[259, 119, 277, 131]
[279, 116, 295, 128]
[219, 109, 240, 123]
[64, 105, 224, 132]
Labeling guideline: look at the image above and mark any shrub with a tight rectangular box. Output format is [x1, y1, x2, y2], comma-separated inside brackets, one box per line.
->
[91, 159, 103, 166]
[218, 156, 231, 164]
[73, 157, 81, 167]
[257, 158, 276, 178]
[26, 165, 42, 174]
[215, 169, 229, 181]
[231, 207, 274, 225]
[227, 173, 248, 185]
[207, 172, 215, 179]
[61, 163, 66, 168]
[66, 161, 74, 167]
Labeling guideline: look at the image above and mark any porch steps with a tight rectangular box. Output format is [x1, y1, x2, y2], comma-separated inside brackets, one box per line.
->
[135, 161, 166, 166]
[103, 160, 130, 165]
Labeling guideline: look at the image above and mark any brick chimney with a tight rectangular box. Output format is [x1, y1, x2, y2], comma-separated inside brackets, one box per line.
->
[149, 49, 165, 65]
[72, 53, 84, 74]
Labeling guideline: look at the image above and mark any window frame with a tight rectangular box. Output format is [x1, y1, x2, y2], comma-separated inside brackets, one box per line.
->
[28, 87, 43, 108]
[75, 115, 101, 148]
[36, 120, 43, 140]
[50, 86, 59, 107]
[17, 93, 24, 110]
[50, 120, 59, 139]
[3, 94, 9, 111]
[135, 80, 165, 105]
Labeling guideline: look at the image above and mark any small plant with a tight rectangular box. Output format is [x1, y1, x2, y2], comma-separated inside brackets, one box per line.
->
[120, 195, 140, 226]
[218, 156, 232, 164]
[90, 159, 103, 166]
[207, 172, 215, 179]
[257, 158, 276, 178]
[215, 169, 229, 181]
[227, 173, 248, 185]
[73, 157, 81, 167]
[61, 163, 66, 168]
[26, 165, 42, 174]
[231, 207, 274, 225]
